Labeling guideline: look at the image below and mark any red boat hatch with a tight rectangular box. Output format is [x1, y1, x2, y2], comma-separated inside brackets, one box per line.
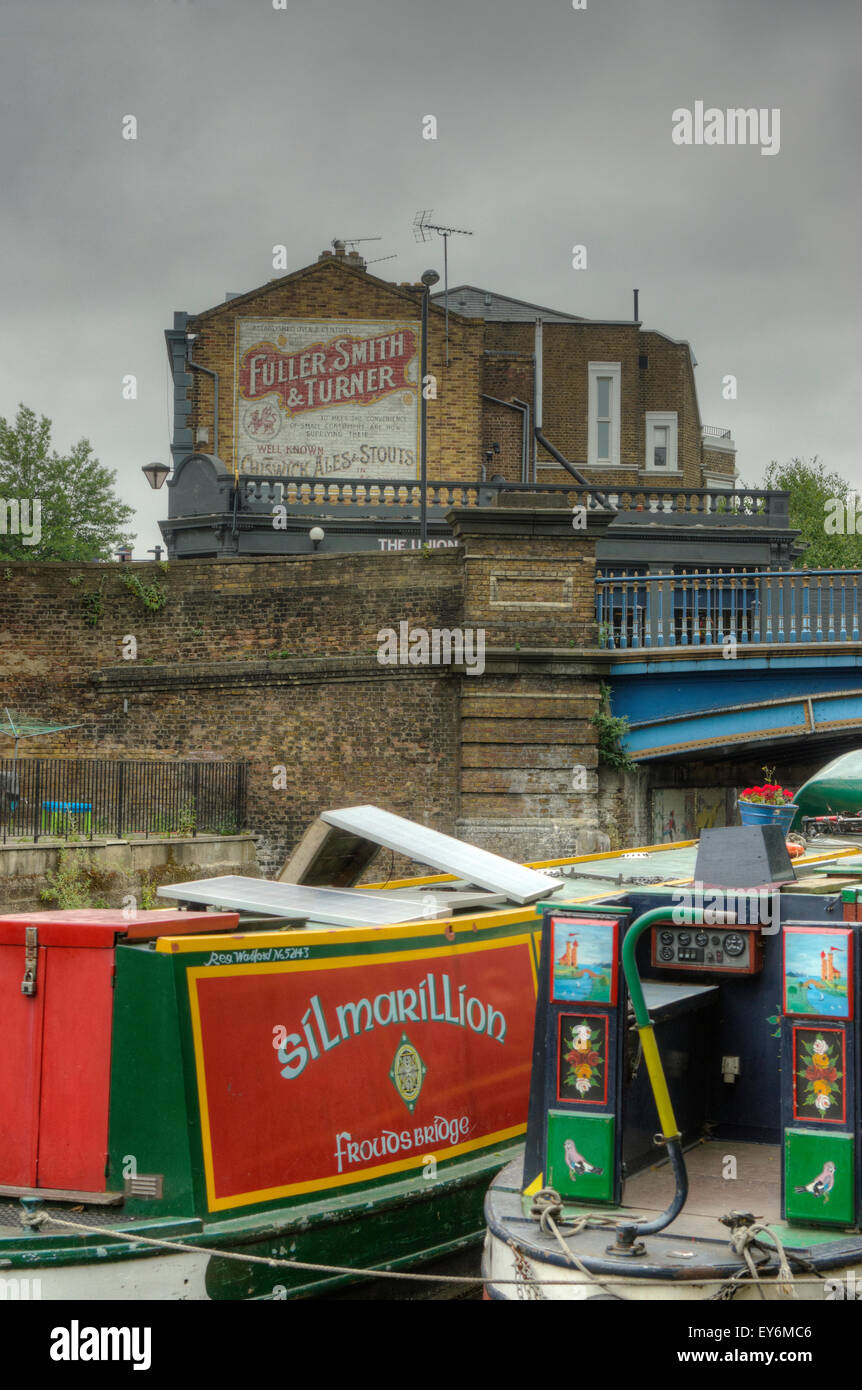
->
[0, 908, 238, 1194]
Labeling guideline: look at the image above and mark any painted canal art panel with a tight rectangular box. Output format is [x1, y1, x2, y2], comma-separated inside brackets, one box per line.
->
[783, 926, 854, 1020]
[185, 934, 537, 1210]
[784, 1127, 855, 1226]
[557, 1013, 608, 1106]
[234, 317, 420, 480]
[793, 1026, 846, 1124]
[550, 917, 618, 1005]
[546, 1110, 615, 1202]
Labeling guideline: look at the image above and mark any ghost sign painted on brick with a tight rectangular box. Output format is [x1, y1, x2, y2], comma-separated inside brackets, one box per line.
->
[234, 318, 421, 480]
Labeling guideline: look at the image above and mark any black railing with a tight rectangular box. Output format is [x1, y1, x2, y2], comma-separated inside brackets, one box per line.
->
[0, 758, 248, 844]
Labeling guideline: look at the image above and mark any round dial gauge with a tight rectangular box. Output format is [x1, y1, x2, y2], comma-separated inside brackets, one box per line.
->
[660, 930, 674, 944]
[678, 932, 691, 946]
[660, 947, 674, 962]
[723, 933, 746, 957]
[695, 931, 709, 947]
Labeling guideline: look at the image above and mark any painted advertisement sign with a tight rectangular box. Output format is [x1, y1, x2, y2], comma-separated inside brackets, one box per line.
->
[187, 935, 537, 1211]
[234, 318, 421, 480]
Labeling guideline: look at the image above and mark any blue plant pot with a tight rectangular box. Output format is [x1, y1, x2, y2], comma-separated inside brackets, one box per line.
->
[738, 800, 798, 835]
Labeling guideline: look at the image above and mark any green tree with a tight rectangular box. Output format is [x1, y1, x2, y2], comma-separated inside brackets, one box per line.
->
[759, 457, 862, 570]
[0, 404, 135, 561]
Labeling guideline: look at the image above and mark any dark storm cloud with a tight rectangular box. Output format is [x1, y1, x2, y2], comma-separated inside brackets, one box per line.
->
[0, 0, 859, 549]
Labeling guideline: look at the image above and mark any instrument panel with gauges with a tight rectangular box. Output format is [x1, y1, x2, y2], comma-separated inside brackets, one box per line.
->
[649, 920, 764, 975]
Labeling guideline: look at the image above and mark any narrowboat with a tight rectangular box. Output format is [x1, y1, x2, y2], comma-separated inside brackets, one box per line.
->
[482, 824, 862, 1301]
[2, 808, 858, 1300]
[0, 807, 722, 1301]
[794, 748, 862, 833]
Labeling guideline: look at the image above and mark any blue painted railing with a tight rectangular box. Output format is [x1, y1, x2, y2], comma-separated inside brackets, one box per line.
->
[595, 569, 862, 650]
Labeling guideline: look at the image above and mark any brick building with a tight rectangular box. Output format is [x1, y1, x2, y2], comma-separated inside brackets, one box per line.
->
[158, 243, 795, 569]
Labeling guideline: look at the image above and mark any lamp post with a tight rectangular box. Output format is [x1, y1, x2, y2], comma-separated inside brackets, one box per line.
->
[142, 462, 170, 490]
[419, 269, 440, 545]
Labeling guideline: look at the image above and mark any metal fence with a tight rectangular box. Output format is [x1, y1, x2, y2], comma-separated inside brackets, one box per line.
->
[0, 758, 248, 844]
[596, 569, 862, 650]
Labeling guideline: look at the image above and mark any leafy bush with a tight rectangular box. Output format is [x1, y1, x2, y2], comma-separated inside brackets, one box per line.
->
[592, 684, 636, 771]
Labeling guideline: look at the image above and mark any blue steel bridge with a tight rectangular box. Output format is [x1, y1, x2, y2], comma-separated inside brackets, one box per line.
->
[596, 569, 862, 762]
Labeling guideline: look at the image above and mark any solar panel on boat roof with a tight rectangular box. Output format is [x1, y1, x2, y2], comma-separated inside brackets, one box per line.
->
[156, 877, 450, 927]
[319, 806, 563, 904]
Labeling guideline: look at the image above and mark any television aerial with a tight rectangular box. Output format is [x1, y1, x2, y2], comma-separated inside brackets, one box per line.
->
[412, 212, 474, 364]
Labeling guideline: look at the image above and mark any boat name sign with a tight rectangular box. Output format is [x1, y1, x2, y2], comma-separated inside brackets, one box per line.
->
[273, 970, 507, 1081]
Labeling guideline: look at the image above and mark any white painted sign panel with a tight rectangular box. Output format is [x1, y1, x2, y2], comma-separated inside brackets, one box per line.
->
[234, 318, 421, 480]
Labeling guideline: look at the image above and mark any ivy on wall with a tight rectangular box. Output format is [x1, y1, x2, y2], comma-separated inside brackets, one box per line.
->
[592, 683, 636, 771]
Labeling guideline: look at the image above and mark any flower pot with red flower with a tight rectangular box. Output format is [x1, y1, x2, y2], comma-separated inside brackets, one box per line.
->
[738, 780, 798, 833]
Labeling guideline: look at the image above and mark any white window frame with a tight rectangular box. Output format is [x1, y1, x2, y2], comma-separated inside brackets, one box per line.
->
[644, 411, 679, 472]
[587, 362, 621, 468]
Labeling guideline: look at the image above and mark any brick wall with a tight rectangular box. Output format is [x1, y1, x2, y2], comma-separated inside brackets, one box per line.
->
[0, 553, 465, 873]
[1, 528, 607, 871]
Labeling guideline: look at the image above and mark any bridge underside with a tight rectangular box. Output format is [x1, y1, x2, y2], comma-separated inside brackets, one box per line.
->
[609, 650, 862, 763]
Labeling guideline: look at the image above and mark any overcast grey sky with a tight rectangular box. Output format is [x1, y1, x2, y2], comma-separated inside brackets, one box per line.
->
[1, 0, 859, 553]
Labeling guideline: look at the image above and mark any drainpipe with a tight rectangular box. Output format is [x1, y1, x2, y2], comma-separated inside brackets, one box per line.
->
[185, 345, 219, 462]
[513, 398, 531, 485]
[534, 318, 542, 483]
[185, 345, 233, 536]
[481, 395, 531, 486]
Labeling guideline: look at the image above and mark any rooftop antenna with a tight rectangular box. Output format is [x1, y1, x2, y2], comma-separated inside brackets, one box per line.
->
[412, 211, 474, 365]
[335, 236, 382, 260]
[365, 253, 398, 267]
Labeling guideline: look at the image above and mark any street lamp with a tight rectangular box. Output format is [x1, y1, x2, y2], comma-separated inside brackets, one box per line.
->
[309, 526, 325, 551]
[419, 269, 440, 544]
[142, 462, 170, 490]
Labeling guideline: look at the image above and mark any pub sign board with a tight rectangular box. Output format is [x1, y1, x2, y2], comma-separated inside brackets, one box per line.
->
[234, 318, 421, 480]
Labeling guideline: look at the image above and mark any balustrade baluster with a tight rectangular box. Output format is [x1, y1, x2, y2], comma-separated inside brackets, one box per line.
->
[777, 575, 786, 643]
[657, 582, 664, 647]
[693, 576, 701, 646]
[680, 579, 689, 646]
[789, 576, 797, 642]
[801, 580, 811, 642]
[854, 578, 860, 642]
[730, 573, 737, 646]
[828, 578, 836, 641]
[766, 582, 773, 644]
[840, 581, 848, 642]
[816, 578, 823, 642]
[704, 580, 713, 644]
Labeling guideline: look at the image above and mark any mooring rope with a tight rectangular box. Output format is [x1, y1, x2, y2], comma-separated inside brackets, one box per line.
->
[18, 1207, 836, 1295]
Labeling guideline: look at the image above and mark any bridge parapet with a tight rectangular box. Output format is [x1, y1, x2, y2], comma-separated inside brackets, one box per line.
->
[597, 569, 862, 650]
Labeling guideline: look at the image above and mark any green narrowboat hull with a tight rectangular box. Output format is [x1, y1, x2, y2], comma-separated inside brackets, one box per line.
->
[793, 749, 862, 826]
[0, 1145, 514, 1299]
